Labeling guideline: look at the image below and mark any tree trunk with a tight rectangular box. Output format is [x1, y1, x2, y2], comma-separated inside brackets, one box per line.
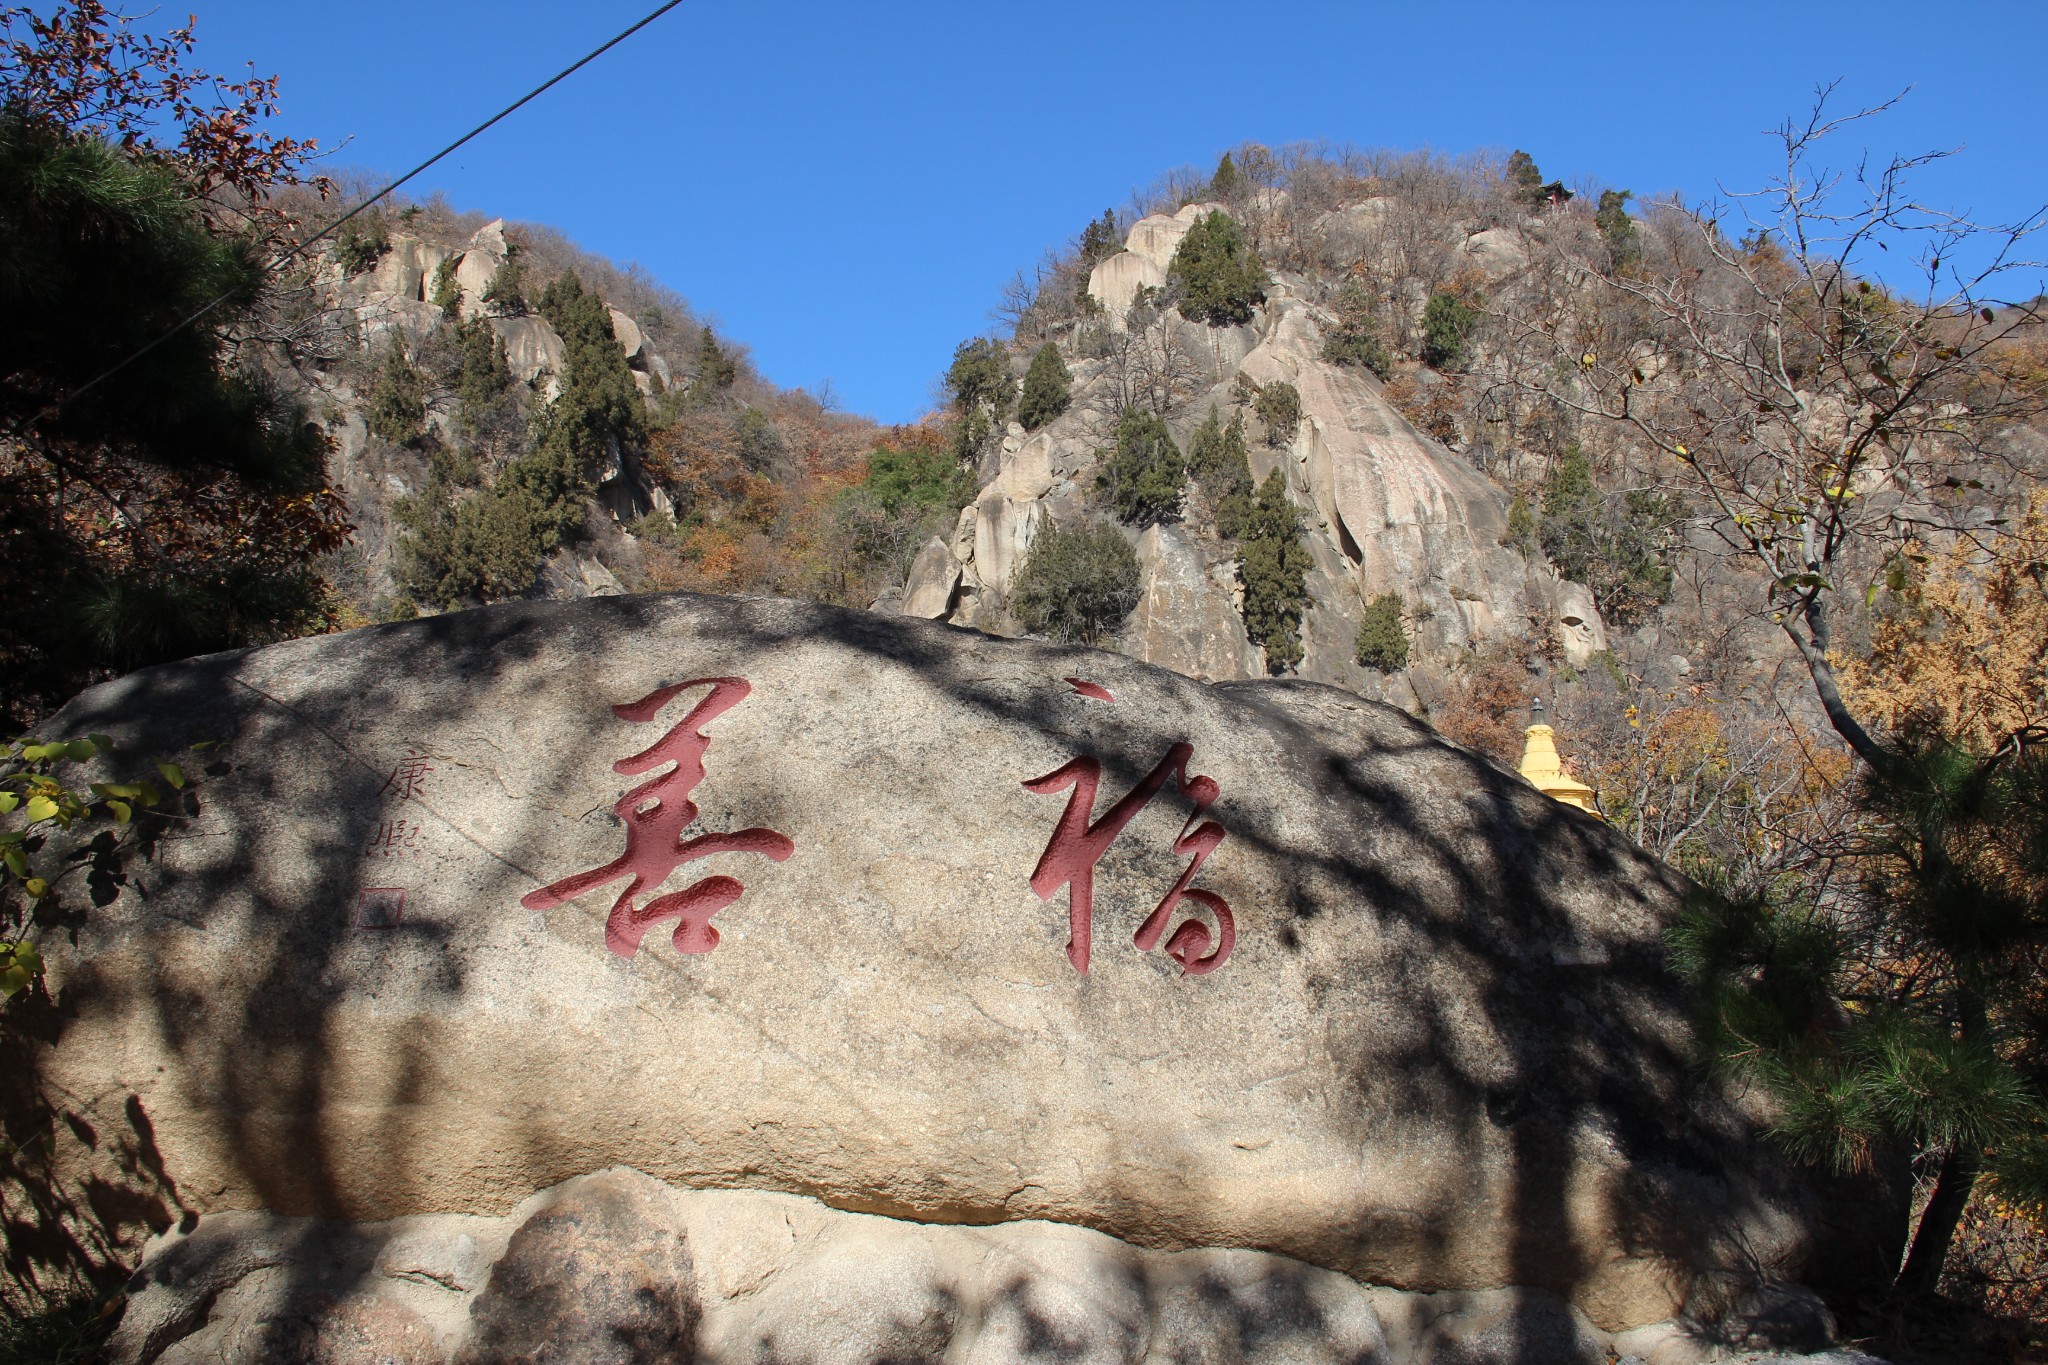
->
[1892, 1142, 1980, 1301]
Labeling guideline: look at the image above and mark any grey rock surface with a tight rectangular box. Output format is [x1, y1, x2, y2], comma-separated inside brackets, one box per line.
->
[36, 594, 1829, 1328]
[901, 535, 963, 619]
[106, 1169, 1877, 1365]
[913, 203, 1606, 693]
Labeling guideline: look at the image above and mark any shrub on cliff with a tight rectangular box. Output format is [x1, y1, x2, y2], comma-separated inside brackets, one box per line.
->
[1321, 282, 1392, 378]
[1168, 211, 1268, 327]
[1253, 381, 1302, 446]
[1098, 409, 1184, 526]
[1011, 518, 1141, 646]
[367, 339, 426, 446]
[1238, 470, 1311, 673]
[1186, 406, 1254, 539]
[1355, 593, 1410, 672]
[1017, 343, 1072, 431]
[1420, 291, 1479, 370]
[333, 213, 388, 274]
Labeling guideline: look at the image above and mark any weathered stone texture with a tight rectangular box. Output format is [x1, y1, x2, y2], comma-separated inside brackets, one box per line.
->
[34, 595, 1840, 1331]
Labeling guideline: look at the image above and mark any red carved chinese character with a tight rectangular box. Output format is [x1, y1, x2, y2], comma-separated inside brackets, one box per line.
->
[379, 750, 434, 801]
[523, 678, 794, 958]
[1022, 743, 1235, 976]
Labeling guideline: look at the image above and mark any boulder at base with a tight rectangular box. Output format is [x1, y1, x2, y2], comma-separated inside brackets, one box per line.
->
[23, 594, 1864, 1332]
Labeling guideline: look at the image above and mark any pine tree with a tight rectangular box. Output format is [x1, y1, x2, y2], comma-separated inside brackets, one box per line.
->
[1538, 442, 1597, 578]
[1077, 209, 1120, 268]
[1502, 491, 1538, 555]
[0, 18, 343, 719]
[333, 214, 389, 274]
[538, 270, 645, 476]
[1253, 381, 1302, 446]
[1016, 343, 1072, 431]
[1321, 281, 1392, 378]
[482, 254, 526, 317]
[695, 325, 738, 395]
[1596, 189, 1642, 274]
[1420, 291, 1479, 370]
[367, 339, 426, 446]
[1011, 518, 1142, 645]
[1505, 149, 1546, 209]
[1185, 405, 1255, 538]
[1238, 470, 1312, 673]
[431, 256, 463, 318]
[945, 336, 1016, 461]
[1097, 409, 1184, 525]
[945, 337, 1016, 419]
[454, 319, 518, 449]
[1354, 593, 1410, 672]
[1169, 211, 1268, 326]
[1208, 151, 1242, 201]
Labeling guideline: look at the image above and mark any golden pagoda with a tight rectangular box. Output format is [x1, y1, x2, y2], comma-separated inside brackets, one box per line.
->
[1518, 699, 1600, 817]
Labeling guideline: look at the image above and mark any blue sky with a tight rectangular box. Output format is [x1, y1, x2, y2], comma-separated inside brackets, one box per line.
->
[158, 1, 2047, 424]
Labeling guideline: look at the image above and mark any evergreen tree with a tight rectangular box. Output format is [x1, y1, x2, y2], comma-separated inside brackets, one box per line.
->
[1670, 737, 2048, 1299]
[431, 256, 463, 318]
[694, 325, 738, 395]
[1596, 189, 1642, 274]
[1502, 491, 1539, 555]
[1169, 211, 1268, 326]
[1016, 343, 1072, 431]
[1078, 209, 1121, 268]
[394, 473, 546, 608]
[733, 407, 783, 472]
[1208, 151, 1242, 201]
[0, 16, 343, 719]
[538, 270, 645, 475]
[333, 213, 389, 274]
[1505, 149, 1546, 209]
[1321, 280, 1392, 378]
[1185, 405, 1255, 538]
[1097, 408, 1184, 525]
[367, 339, 426, 446]
[1354, 592, 1410, 672]
[453, 319, 518, 449]
[482, 253, 526, 317]
[1011, 518, 1142, 646]
[945, 336, 1016, 461]
[861, 443, 977, 519]
[1420, 291, 1480, 370]
[1536, 442, 1682, 624]
[1238, 470, 1312, 673]
[945, 337, 1016, 419]
[1253, 381, 1302, 446]
[1538, 442, 1599, 578]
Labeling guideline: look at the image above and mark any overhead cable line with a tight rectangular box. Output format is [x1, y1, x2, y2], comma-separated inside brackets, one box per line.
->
[52, 0, 686, 414]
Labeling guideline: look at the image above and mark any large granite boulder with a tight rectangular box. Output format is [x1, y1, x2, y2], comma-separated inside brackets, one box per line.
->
[107, 1169, 1405, 1365]
[106, 1168, 1861, 1365]
[23, 594, 1854, 1332]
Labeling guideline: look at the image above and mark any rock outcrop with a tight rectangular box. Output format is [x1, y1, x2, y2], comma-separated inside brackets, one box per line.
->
[909, 209, 1606, 694]
[105, 1167, 1870, 1365]
[21, 593, 1888, 1333]
[317, 217, 675, 607]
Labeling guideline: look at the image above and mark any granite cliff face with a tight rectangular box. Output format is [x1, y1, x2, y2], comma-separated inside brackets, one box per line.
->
[895, 203, 1605, 705]
[19, 594, 1897, 1344]
[307, 216, 680, 610]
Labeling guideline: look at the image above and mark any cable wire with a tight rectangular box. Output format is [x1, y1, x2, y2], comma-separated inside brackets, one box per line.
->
[51, 0, 686, 414]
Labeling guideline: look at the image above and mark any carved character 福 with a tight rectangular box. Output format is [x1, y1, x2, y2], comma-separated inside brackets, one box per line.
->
[1022, 743, 1235, 975]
